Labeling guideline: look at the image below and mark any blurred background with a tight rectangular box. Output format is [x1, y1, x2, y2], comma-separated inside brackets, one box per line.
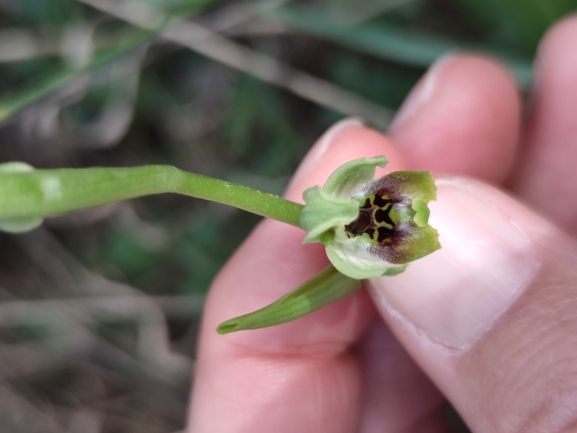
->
[0, 0, 574, 431]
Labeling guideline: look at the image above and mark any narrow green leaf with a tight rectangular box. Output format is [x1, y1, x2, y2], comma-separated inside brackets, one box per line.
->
[217, 265, 362, 334]
[0, 0, 221, 123]
[265, 5, 533, 89]
[0, 27, 157, 122]
[457, 0, 571, 53]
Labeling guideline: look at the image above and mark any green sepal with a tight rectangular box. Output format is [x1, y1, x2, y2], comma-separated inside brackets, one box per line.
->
[300, 156, 389, 244]
[300, 186, 358, 243]
[216, 265, 362, 334]
[323, 155, 388, 197]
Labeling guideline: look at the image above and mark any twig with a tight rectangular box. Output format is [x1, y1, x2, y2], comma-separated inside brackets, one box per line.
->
[75, 0, 394, 129]
[14, 229, 196, 380]
[0, 295, 204, 326]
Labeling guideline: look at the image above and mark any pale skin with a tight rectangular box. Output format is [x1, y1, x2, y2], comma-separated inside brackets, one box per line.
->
[188, 16, 577, 433]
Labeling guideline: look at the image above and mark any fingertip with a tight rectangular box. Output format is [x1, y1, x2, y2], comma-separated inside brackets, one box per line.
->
[368, 175, 577, 432]
[391, 54, 521, 182]
[369, 178, 541, 350]
[287, 117, 364, 193]
[536, 13, 577, 57]
[529, 13, 577, 118]
[509, 15, 577, 236]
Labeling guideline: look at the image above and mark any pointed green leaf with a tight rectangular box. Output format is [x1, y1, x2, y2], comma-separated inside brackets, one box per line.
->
[217, 265, 362, 334]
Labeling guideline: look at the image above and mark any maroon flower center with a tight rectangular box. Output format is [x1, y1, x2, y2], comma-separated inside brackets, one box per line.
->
[344, 195, 396, 243]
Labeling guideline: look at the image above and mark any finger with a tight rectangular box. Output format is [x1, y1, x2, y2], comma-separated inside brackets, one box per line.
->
[370, 177, 577, 432]
[355, 53, 522, 432]
[355, 320, 447, 433]
[390, 54, 521, 182]
[509, 16, 577, 237]
[189, 119, 414, 433]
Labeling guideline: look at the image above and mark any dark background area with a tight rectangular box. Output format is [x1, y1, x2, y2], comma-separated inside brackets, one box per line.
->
[0, 0, 574, 431]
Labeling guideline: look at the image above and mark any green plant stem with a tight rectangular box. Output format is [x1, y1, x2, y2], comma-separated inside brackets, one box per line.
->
[177, 169, 302, 226]
[0, 165, 303, 227]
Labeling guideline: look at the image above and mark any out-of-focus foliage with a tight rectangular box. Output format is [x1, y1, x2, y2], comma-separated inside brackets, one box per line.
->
[0, 0, 575, 431]
[457, 0, 575, 53]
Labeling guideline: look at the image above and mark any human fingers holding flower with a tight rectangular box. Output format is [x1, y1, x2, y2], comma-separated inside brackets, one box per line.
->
[189, 16, 577, 433]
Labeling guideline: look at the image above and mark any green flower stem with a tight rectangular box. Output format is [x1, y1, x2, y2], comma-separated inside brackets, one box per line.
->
[0, 165, 303, 227]
[177, 168, 302, 226]
[217, 264, 362, 334]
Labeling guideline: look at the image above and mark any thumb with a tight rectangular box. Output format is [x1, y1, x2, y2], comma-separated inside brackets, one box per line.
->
[370, 177, 577, 432]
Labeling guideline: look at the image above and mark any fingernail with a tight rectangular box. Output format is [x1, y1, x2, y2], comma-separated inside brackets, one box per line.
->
[289, 117, 364, 188]
[369, 179, 540, 350]
[388, 54, 456, 133]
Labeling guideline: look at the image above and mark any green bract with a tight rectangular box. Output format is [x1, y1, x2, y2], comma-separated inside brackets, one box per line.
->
[300, 156, 440, 280]
[217, 265, 361, 334]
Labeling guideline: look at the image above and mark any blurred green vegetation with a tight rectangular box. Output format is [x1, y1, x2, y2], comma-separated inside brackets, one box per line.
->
[2, 0, 570, 296]
[0, 0, 575, 431]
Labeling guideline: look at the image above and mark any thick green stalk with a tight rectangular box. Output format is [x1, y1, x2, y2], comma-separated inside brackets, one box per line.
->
[0, 165, 303, 228]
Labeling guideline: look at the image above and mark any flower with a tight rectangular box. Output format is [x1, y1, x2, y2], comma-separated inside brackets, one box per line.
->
[299, 156, 440, 279]
[216, 156, 441, 333]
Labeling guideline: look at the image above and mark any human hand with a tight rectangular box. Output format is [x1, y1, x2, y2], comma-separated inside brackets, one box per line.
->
[188, 16, 577, 433]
